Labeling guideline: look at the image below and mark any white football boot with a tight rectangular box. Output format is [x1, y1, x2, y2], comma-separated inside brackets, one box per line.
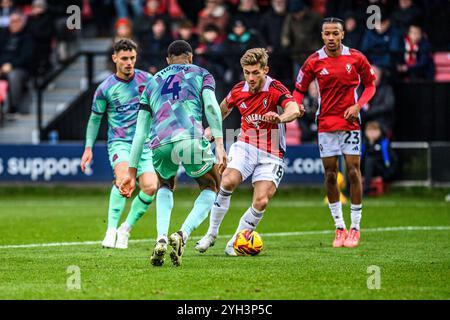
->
[115, 226, 130, 249]
[224, 236, 237, 256]
[101, 228, 117, 249]
[169, 231, 186, 267]
[150, 239, 168, 266]
[195, 233, 217, 253]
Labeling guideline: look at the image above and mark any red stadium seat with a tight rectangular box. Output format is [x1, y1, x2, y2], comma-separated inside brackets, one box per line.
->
[434, 52, 450, 82]
[0, 80, 7, 104]
[368, 176, 387, 197]
[286, 120, 301, 146]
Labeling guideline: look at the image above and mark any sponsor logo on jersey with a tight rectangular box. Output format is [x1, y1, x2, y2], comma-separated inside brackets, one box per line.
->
[239, 102, 247, 109]
[116, 104, 139, 112]
[319, 68, 330, 76]
[244, 114, 264, 129]
[346, 64, 353, 73]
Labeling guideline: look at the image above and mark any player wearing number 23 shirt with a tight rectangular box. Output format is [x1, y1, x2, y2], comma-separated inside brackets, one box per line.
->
[293, 18, 376, 249]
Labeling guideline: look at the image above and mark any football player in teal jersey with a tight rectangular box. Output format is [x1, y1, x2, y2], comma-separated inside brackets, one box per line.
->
[120, 40, 227, 266]
[80, 39, 158, 249]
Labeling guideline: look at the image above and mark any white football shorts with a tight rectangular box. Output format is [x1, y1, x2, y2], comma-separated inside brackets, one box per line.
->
[317, 130, 362, 158]
[227, 141, 285, 188]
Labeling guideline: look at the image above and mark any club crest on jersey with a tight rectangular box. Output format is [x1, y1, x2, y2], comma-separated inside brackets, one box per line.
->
[263, 98, 268, 109]
[138, 85, 145, 94]
[346, 64, 352, 73]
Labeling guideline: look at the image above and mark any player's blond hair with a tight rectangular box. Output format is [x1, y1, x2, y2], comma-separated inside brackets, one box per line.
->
[240, 48, 269, 68]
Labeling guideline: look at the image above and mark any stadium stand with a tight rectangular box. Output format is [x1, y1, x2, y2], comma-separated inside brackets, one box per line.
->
[434, 52, 450, 82]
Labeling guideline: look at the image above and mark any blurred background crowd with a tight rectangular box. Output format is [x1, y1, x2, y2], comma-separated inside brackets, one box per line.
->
[0, 0, 449, 193]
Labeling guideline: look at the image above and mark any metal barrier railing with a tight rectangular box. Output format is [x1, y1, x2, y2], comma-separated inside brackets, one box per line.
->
[35, 50, 109, 138]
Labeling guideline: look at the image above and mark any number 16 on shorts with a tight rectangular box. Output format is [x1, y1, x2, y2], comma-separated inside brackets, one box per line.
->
[318, 130, 361, 158]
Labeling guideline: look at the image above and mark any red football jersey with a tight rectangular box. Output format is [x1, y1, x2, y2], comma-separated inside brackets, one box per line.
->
[226, 76, 295, 158]
[295, 45, 376, 132]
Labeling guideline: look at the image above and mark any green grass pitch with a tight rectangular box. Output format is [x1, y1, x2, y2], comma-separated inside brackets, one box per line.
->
[0, 186, 449, 300]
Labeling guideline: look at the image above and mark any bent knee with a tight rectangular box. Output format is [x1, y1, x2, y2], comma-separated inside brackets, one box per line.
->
[347, 167, 361, 182]
[325, 170, 338, 183]
[199, 178, 218, 193]
[221, 174, 240, 191]
[141, 185, 157, 196]
[253, 196, 270, 211]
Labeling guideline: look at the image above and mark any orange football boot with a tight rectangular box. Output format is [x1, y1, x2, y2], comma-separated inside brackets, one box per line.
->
[344, 228, 360, 248]
[333, 228, 348, 248]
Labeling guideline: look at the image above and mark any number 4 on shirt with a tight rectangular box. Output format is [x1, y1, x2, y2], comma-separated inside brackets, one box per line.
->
[162, 75, 181, 100]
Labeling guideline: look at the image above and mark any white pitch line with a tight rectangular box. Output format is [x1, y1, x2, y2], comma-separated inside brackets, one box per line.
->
[0, 226, 449, 249]
[0, 200, 448, 208]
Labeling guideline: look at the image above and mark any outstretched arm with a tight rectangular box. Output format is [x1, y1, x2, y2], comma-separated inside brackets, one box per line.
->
[84, 113, 103, 148]
[263, 101, 303, 124]
[203, 89, 224, 140]
[80, 112, 103, 173]
[120, 107, 152, 197]
[203, 97, 232, 142]
[202, 89, 227, 174]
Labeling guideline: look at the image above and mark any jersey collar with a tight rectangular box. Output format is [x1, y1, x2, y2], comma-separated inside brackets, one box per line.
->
[318, 45, 351, 59]
[242, 76, 273, 93]
[114, 71, 136, 83]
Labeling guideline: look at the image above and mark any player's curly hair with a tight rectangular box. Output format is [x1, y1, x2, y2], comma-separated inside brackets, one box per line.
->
[113, 38, 138, 54]
[240, 48, 269, 68]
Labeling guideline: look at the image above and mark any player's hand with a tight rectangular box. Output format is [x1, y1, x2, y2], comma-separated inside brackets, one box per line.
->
[215, 143, 228, 175]
[119, 174, 136, 198]
[298, 104, 306, 118]
[80, 147, 93, 173]
[344, 104, 360, 123]
[263, 111, 281, 124]
[204, 127, 214, 142]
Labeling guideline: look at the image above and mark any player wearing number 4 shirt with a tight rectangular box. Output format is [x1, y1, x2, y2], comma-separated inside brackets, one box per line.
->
[293, 18, 377, 248]
[195, 48, 304, 256]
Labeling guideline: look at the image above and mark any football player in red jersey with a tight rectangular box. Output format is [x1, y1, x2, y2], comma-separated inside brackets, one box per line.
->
[293, 17, 377, 248]
[195, 48, 304, 255]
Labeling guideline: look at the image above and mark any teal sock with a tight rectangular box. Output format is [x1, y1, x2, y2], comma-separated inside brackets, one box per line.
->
[181, 190, 216, 239]
[156, 188, 174, 239]
[108, 185, 126, 228]
[125, 191, 155, 227]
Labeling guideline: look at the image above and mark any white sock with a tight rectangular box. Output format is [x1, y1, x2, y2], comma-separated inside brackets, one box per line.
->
[181, 230, 188, 243]
[206, 187, 232, 237]
[119, 221, 132, 233]
[350, 204, 362, 230]
[328, 202, 346, 229]
[227, 206, 264, 246]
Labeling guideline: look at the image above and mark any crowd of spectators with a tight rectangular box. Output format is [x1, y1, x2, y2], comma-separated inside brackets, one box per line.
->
[0, 0, 81, 118]
[0, 0, 449, 133]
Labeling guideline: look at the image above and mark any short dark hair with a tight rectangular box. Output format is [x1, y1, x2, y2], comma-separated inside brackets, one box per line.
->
[113, 38, 138, 54]
[322, 17, 345, 29]
[167, 40, 193, 57]
[203, 24, 220, 34]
